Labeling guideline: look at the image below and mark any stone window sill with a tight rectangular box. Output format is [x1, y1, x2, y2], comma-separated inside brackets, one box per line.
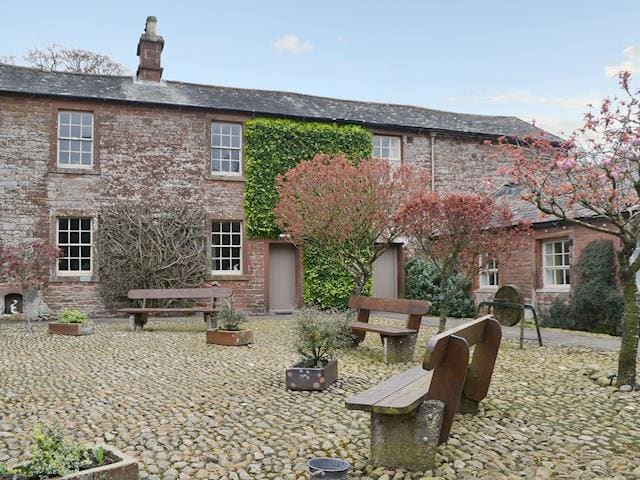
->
[209, 274, 252, 282]
[50, 168, 101, 176]
[475, 287, 500, 294]
[50, 275, 97, 284]
[206, 175, 245, 182]
[536, 287, 571, 294]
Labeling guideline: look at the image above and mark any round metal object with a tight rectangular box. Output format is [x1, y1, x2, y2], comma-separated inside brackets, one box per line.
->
[493, 285, 524, 327]
[308, 457, 350, 479]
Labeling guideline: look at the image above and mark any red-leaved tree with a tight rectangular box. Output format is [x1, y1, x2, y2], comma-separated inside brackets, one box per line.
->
[397, 192, 530, 332]
[0, 241, 60, 316]
[275, 154, 430, 296]
[497, 72, 640, 386]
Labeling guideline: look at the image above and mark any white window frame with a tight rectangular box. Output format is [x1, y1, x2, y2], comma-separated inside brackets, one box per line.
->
[479, 256, 499, 288]
[373, 134, 402, 164]
[211, 220, 243, 275]
[57, 111, 94, 168]
[542, 239, 571, 288]
[56, 217, 93, 277]
[211, 122, 243, 176]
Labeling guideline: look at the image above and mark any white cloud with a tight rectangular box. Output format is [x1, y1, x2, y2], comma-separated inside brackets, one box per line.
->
[605, 46, 640, 77]
[336, 35, 346, 44]
[272, 35, 314, 56]
[446, 91, 598, 110]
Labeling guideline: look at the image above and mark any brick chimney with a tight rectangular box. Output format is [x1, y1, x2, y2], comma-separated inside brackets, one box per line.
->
[136, 16, 164, 81]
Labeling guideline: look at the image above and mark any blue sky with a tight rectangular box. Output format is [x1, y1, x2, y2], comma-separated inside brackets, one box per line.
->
[2, 0, 639, 136]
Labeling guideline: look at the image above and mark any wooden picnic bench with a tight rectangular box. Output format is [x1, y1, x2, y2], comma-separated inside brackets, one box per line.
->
[118, 287, 233, 331]
[346, 315, 501, 471]
[349, 296, 431, 363]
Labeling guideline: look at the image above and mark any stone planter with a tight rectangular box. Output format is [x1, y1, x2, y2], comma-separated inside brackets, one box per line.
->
[4, 446, 138, 480]
[206, 329, 253, 346]
[48, 322, 94, 336]
[286, 359, 338, 391]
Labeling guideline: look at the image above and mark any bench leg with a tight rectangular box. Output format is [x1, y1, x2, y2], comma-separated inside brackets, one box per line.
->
[204, 313, 218, 330]
[131, 313, 147, 331]
[457, 392, 480, 413]
[382, 334, 417, 363]
[370, 399, 445, 471]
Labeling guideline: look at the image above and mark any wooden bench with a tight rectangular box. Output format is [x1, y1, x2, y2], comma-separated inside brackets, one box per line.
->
[346, 315, 501, 471]
[118, 287, 233, 331]
[349, 296, 431, 363]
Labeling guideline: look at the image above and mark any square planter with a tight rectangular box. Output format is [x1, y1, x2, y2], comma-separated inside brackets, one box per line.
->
[286, 359, 338, 391]
[48, 322, 94, 336]
[206, 329, 253, 346]
[4, 446, 138, 480]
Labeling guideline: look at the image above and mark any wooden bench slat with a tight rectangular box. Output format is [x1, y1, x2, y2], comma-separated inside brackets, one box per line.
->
[372, 370, 433, 414]
[349, 296, 430, 315]
[346, 366, 427, 411]
[350, 322, 417, 336]
[118, 308, 220, 313]
[127, 287, 233, 300]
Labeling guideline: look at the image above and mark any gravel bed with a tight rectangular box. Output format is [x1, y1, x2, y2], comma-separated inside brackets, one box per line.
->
[1, 317, 639, 479]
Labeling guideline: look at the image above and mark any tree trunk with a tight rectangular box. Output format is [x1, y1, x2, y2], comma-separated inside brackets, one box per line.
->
[352, 268, 372, 297]
[616, 273, 639, 386]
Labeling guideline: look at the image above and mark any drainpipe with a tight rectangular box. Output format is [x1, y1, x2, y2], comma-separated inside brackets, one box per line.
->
[430, 132, 437, 191]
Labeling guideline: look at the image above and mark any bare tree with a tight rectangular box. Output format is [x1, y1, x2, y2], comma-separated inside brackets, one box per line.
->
[0, 55, 16, 65]
[22, 43, 128, 75]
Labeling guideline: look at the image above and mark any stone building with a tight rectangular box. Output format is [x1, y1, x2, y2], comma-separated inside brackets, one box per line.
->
[0, 17, 553, 316]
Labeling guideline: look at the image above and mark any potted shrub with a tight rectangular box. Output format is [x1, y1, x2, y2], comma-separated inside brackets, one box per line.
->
[206, 302, 253, 346]
[285, 309, 352, 391]
[0, 423, 138, 479]
[48, 308, 94, 336]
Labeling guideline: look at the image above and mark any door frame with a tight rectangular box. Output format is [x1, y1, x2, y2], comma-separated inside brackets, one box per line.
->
[263, 239, 304, 313]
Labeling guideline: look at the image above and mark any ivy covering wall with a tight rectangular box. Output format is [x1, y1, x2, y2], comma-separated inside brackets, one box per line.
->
[243, 118, 372, 309]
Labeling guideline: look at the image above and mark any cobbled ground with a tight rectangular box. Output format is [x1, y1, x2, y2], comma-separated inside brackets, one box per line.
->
[1, 317, 639, 480]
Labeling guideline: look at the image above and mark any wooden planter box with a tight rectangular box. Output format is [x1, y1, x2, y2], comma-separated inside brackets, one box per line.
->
[286, 360, 338, 391]
[48, 322, 94, 336]
[206, 329, 253, 346]
[3, 446, 138, 480]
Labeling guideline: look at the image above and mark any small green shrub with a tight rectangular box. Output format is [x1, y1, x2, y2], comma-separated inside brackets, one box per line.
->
[57, 308, 89, 324]
[217, 302, 246, 331]
[405, 258, 475, 318]
[541, 297, 574, 329]
[293, 309, 352, 367]
[26, 423, 90, 478]
[569, 240, 624, 335]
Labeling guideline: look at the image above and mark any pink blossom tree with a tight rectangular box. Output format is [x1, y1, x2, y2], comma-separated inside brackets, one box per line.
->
[397, 192, 529, 331]
[497, 72, 640, 386]
[275, 154, 430, 296]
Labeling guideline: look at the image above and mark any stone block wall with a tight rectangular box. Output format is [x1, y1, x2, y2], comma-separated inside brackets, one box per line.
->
[1, 94, 518, 316]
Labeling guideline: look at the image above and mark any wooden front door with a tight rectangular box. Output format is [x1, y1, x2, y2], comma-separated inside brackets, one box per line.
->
[269, 243, 298, 313]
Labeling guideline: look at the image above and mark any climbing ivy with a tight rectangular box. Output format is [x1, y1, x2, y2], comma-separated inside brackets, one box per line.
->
[244, 118, 372, 239]
[243, 118, 372, 309]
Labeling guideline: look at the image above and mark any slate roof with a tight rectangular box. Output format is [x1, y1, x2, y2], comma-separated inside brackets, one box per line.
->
[0, 64, 560, 140]
[494, 184, 596, 225]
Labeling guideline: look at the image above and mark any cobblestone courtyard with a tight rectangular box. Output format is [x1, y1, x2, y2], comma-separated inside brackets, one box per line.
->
[1, 317, 639, 480]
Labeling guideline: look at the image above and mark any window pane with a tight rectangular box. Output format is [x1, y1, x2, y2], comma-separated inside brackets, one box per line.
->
[212, 123, 221, 135]
[230, 161, 240, 173]
[71, 113, 82, 124]
[59, 112, 70, 124]
[59, 218, 68, 230]
[60, 125, 70, 137]
[70, 259, 80, 271]
[70, 219, 79, 230]
[221, 124, 230, 135]
[81, 246, 91, 257]
[81, 259, 91, 271]
[70, 153, 81, 164]
[221, 161, 230, 172]
[71, 125, 81, 138]
[58, 232, 68, 243]
[212, 222, 220, 232]
[82, 141, 92, 152]
[81, 232, 91, 243]
[212, 159, 220, 172]
[70, 232, 79, 243]
[81, 153, 92, 165]
[81, 113, 92, 125]
[222, 259, 230, 270]
[59, 151, 70, 164]
[59, 259, 68, 270]
[232, 222, 241, 232]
